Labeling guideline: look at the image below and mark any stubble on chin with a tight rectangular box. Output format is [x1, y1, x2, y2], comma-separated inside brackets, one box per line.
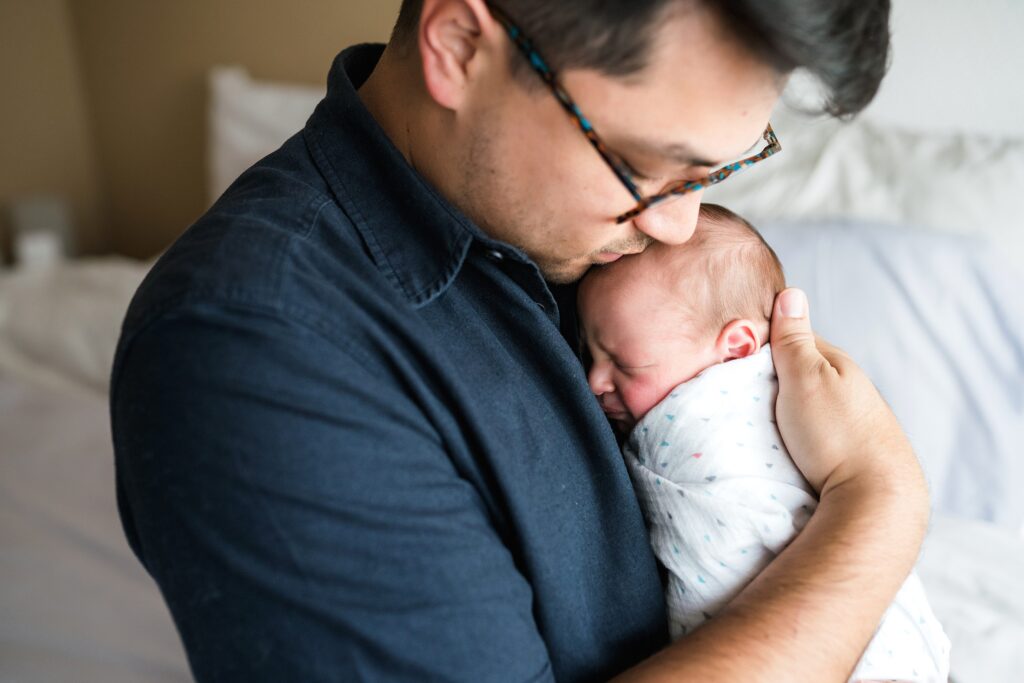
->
[536, 256, 593, 285]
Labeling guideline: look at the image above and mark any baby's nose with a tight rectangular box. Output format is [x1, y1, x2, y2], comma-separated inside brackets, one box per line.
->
[587, 363, 615, 396]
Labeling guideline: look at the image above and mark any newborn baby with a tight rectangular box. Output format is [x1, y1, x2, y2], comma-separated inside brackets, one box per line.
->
[577, 204, 950, 683]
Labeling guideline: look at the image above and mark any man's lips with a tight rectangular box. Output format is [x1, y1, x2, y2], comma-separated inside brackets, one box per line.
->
[595, 242, 649, 263]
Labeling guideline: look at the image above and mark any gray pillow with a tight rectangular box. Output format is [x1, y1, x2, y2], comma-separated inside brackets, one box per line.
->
[760, 221, 1024, 532]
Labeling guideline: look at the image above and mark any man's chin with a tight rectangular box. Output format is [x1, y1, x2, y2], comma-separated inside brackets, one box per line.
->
[539, 248, 645, 284]
[538, 257, 599, 285]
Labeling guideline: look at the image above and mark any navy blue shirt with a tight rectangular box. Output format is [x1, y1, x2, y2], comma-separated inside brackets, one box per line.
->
[111, 44, 667, 682]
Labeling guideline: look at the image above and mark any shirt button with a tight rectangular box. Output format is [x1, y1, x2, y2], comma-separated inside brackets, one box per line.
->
[486, 249, 505, 262]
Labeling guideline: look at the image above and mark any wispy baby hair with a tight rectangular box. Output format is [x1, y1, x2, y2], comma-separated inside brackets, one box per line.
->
[672, 203, 786, 342]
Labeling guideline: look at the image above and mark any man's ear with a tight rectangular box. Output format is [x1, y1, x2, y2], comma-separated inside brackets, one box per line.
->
[417, 0, 496, 110]
[714, 319, 761, 362]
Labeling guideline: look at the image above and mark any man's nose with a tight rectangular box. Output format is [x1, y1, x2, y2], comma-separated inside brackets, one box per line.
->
[630, 190, 703, 246]
[588, 361, 615, 396]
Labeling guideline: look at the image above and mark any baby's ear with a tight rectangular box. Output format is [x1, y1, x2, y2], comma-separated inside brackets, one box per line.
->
[716, 319, 761, 361]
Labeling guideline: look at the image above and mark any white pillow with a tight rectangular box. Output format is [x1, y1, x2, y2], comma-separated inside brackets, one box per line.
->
[0, 258, 151, 394]
[705, 108, 1024, 270]
[207, 66, 324, 204]
[760, 221, 1024, 532]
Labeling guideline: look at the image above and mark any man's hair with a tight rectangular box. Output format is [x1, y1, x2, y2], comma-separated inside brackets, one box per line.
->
[391, 0, 891, 118]
[668, 203, 785, 342]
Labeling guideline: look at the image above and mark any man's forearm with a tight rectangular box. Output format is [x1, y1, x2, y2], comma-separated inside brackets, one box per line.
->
[614, 465, 929, 682]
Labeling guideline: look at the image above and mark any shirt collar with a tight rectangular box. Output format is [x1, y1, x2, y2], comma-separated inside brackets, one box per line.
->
[304, 44, 483, 307]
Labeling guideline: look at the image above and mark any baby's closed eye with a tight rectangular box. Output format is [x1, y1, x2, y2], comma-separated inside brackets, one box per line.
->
[615, 361, 655, 373]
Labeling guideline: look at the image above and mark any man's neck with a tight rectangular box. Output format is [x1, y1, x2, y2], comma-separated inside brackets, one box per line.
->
[357, 44, 421, 172]
[356, 43, 475, 241]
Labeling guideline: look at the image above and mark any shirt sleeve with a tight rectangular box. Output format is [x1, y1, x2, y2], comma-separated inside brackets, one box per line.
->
[110, 301, 554, 682]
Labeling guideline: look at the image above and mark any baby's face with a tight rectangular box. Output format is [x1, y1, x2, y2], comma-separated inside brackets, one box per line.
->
[577, 254, 721, 430]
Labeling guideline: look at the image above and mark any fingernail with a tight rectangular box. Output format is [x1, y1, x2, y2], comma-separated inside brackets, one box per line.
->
[779, 289, 807, 319]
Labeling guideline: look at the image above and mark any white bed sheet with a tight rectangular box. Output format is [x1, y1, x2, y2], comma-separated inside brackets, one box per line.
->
[0, 371, 191, 682]
[917, 516, 1024, 683]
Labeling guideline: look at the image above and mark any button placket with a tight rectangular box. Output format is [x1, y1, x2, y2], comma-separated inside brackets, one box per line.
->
[477, 243, 559, 323]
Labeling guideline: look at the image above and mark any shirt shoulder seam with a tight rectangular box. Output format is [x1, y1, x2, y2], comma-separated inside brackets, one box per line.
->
[116, 287, 381, 381]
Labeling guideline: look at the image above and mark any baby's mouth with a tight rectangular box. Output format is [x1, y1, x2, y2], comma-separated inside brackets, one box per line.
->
[600, 401, 629, 421]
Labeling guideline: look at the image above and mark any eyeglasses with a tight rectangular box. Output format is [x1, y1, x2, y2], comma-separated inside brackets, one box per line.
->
[488, 3, 782, 224]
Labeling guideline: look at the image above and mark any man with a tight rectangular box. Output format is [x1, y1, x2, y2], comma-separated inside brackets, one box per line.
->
[111, 0, 928, 680]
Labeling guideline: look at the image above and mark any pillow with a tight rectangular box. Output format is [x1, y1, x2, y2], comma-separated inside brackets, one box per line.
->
[0, 257, 151, 394]
[207, 66, 324, 204]
[705, 108, 1024, 271]
[759, 221, 1024, 532]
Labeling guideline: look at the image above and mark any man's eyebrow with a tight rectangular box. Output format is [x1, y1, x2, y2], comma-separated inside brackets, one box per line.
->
[621, 132, 765, 168]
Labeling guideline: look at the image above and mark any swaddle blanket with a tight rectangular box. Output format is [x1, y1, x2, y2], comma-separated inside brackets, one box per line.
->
[622, 344, 950, 682]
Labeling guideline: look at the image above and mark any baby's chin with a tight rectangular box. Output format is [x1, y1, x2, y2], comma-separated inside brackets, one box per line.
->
[609, 413, 639, 435]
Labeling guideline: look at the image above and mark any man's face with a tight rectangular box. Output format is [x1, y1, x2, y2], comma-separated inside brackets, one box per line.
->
[451, 4, 782, 283]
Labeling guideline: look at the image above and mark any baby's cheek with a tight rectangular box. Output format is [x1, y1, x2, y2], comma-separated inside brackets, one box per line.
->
[621, 374, 675, 423]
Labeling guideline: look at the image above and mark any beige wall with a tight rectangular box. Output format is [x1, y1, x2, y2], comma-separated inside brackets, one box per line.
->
[67, 0, 401, 258]
[0, 0, 106, 256]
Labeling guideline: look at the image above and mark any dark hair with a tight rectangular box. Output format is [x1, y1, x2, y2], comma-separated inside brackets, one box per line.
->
[391, 0, 891, 118]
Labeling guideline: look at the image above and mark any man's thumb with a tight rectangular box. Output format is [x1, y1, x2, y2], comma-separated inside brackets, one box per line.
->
[770, 288, 820, 375]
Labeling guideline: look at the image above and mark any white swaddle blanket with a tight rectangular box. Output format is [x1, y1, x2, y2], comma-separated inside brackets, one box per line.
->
[622, 344, 950, 682]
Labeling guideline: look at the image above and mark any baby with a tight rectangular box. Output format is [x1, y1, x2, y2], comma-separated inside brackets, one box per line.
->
[577, 204, 950, 683]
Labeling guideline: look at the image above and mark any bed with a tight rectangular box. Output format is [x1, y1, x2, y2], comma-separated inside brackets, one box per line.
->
[3, 6, 1023, 679]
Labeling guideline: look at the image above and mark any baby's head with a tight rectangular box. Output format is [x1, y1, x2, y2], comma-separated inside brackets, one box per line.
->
[577, 204, 784, 429]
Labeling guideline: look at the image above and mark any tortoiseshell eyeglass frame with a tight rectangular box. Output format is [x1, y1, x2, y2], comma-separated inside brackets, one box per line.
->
[487, 3, 782, 224]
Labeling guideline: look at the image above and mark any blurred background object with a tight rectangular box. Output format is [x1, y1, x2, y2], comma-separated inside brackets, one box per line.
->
[0, 1, 1021, 682]
[0, 0, 103, 262]
[0, 0, 401, 260]
[861, 0, 1024, 139]
[9, 195, 74, 268]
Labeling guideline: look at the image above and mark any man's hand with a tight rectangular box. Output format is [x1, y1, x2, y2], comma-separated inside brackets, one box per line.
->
[769, 288, 928, 504]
